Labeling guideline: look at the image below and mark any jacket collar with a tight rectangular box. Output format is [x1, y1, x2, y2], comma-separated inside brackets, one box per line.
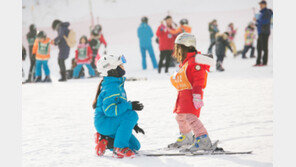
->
[102, 77, 126, 86]
[180, 52, 197, 67]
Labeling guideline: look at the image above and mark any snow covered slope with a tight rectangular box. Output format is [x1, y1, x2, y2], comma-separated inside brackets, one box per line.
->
[22, 0, 273, 166]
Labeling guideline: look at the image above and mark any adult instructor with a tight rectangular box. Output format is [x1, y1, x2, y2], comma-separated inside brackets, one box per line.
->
[52, 19, 71, 81]
[254, 1, 273, 66]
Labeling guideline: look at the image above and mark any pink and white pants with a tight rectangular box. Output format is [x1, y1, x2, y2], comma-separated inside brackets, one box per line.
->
[176, 113, 208, 137]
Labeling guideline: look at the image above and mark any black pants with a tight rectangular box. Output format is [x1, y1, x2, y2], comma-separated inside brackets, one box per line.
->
[256, 33, 270, 65]
[242, 45, 255, 58]
[216, 53, 225, 63]
[27, 46, 36, 79]
[208, 38, 215, 54]
[58, 58, 66, 78]
[91, 55, 97, 70]
[158, 50, 173, 73]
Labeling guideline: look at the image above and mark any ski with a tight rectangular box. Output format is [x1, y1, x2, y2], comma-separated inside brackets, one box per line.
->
[140, 150, 252, 157]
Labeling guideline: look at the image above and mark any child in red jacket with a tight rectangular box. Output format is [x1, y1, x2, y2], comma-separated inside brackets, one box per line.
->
[73, 36, 95, 78]
[168, 33, 215, 152]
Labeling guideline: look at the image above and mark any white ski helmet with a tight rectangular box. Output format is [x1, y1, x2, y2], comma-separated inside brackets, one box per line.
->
[97, 54, 126, 76]
[174, 32, 196, 49]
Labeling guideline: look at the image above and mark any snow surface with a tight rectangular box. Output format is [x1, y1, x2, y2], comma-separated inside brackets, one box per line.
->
[22, 0, 273, 166]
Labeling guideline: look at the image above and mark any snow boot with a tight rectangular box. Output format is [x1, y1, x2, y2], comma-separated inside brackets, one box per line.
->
[180, 134, 213, 152]
[58, 72, 67, 82]
[216, 61, 225, 72]
[113, 147, 135, 158]
[168, 132, 194, 149]
[43, 76, 52, 83]
[34, 76, 42, 83]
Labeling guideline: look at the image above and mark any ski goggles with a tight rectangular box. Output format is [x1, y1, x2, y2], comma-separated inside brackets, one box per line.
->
[120, 55, 127, 64]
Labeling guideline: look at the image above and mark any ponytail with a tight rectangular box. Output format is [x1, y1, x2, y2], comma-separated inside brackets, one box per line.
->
[92, 79, 104, 109]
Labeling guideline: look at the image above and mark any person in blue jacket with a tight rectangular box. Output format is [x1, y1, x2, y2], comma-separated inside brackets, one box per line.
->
[93, 54, 145, 158]
[52, 19, 71, 81]
[254, 1, 273, 66]
[137, 17, 158, 70]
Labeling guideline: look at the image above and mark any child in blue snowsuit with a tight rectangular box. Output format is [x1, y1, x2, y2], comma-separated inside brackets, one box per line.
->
[137, 17, 158, 70]
[93, 54, 144, 158]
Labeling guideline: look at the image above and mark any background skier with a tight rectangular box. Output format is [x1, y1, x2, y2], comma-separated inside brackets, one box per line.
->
[93, 54, 144, 158]
[168, 33, 215, 152]
[73, 36, 95, 79]
[32, 31, 52, 83]
[137, 16, 158, 70]
[156, 15, 176, 73]
[52, 19, 71, 82]
[25, 24, 37, 82]
[254, 0, 273, 66]
[215, 32, 233, 71]
[89, 24, 107, 75]
[226, 23, 238, 56]
[207, 19, 219, 54]
[241, 22, 256, 59]
[168, 18, 192, 35]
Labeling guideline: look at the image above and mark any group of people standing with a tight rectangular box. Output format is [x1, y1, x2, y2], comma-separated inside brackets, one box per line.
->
[207, 0, 273, 71]
[23, 20, 107, 83]
[137, 15, 191, 74]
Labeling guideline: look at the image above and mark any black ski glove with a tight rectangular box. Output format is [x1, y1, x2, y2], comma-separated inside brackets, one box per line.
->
[131, 101, 144, 111]
[133, 124, 145, 135]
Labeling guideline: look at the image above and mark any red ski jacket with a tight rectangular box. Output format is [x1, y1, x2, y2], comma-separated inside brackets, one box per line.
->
[75, 44, 93, 64]
[156, 24, 176, 51]
[170, 52, 210, 117]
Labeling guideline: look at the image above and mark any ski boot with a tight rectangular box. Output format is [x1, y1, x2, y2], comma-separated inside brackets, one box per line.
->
[58, 72, 67, 82]
[43, 76, 52, 83]
[95, 132, 114, 156]
[180, 134, 214, 153]
[34, 76, 42, 83]
[168, 132, 194, 149]
[113, 147, 135, 158]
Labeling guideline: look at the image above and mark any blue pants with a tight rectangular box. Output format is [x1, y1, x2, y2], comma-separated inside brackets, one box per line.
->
[140, 45, 158, 70]
[94, 110, 140, 150]
[35, 60, 50, 77]
[73, 64, 95, 78]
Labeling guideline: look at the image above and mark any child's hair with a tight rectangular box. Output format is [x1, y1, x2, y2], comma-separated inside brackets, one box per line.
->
[79, 35, 88, 44]
[92, 79, 104, 109]
[173, 44, 196, 63]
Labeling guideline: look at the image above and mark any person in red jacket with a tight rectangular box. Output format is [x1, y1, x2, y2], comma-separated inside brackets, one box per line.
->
[156, 15, 177, 73]
[168, 33, 216, 152]
[73, 36, 95, 78]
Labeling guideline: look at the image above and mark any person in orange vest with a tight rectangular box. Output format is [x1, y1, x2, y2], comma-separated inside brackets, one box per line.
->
[32, 31, 52, 82]
[168, 19, 192, 35]
[168, 33, 216, 152]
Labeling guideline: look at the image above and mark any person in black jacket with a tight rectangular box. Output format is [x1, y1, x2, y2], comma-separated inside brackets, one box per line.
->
[22, 45, 27, 81]
[52, 19, 71, 81]
[214, 32, 233, 71]
[25, 24, 37, 82]
[254, 1, 273, 66]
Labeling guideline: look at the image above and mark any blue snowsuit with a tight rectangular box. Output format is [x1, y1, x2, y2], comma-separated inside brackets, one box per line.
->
[137, 23, 158, 69]
[94, 77, 140, 150]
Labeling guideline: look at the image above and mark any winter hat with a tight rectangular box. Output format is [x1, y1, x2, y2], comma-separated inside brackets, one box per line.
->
[141, 17, 148, 23]
[180, 19, 188, 25]
[37, 31, 47, 39]
[29, 24, 36, 32]
[97, 54, 126, 76]
[175, 33, 196, 50]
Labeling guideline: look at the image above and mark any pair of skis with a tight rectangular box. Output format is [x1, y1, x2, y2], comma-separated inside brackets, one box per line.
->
[137, 141, 252, 157]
